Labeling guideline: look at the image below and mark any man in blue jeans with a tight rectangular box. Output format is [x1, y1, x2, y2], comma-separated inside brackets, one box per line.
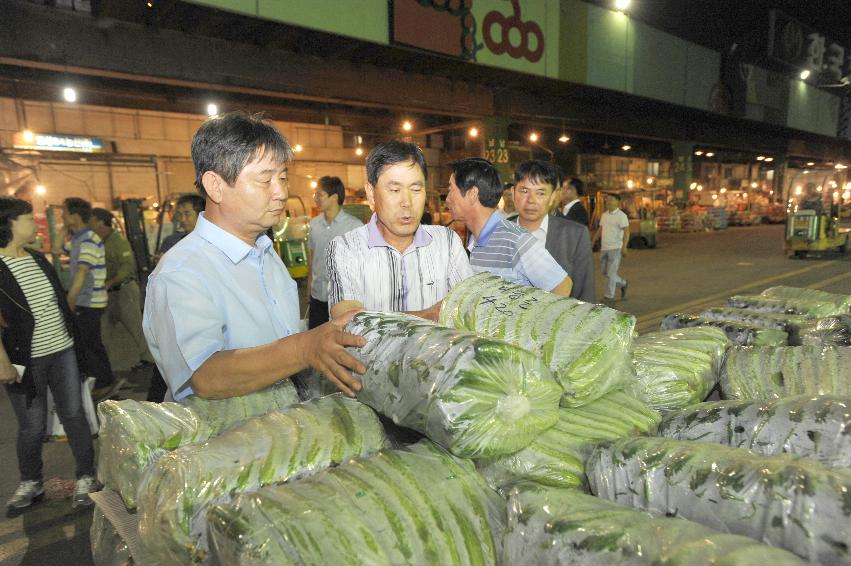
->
[593, 193, 630, 304]
[1, 197, 98, 512]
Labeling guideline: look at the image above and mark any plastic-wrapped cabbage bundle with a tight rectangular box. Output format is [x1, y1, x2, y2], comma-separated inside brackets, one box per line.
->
[440, 272, 635, 406]
[97, 381, 297, 508]
[206, 441, 505, 566]
[721, 345, 851, 400]
[91, 508, 133, 566]
[503, 484, 806, 566]
[347, 311, 561, 458]
[657, 395, 851, 467]
[137, 395, 385, 564]
[700, 307, 808, 344]
[627, 327, 730, 411]
[761, 285, 851, 314]
[661, 312, 789, 346]
[477, 390, 659, 492]
[728, 294, 841, 317]
[587, 436, 851, 564]
[800, 315, 851, 346]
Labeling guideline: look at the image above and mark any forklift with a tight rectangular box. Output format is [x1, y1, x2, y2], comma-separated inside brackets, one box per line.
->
[272, 196, 310, 279]
[785, 182, 849, 258]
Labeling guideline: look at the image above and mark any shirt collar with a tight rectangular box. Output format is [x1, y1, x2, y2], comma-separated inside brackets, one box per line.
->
[194, 212, 272, 264]
[366, 213, 432, 250]
[72, 227, 93, 239]
[562, 199, 580, 214]
[474, 210, 504, 248]
[538, 214, 549, 234]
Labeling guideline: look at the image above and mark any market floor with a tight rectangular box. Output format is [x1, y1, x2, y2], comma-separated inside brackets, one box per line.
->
[0, 223, 848, 565]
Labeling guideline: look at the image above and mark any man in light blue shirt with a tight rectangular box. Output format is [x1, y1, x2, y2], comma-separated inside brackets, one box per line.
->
[446, 157, 573, 295]
[144, 112, 365, 401]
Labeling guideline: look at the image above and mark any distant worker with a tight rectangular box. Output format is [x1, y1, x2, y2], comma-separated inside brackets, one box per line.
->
[557, 176, 589, 226]
[307, 176, 362, 329]
[53, 198, 119, 400]
[509, 160, 595, 302]
[593, 193, 630, 304]
[159, 194, 205, 255]
[446, 157, 572, 296]
[90, 208, 155, 370]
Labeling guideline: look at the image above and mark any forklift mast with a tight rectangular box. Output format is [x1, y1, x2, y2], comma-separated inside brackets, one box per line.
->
[120, 199, 152, 287]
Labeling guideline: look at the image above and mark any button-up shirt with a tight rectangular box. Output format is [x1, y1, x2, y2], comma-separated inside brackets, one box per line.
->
[561, 199, 580, 216]
[143, 213, 299, 401]
[308, 209, 362, 301]
[327, 213, 472, 312]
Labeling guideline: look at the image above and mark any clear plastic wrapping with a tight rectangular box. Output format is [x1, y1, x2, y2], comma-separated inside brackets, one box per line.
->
[661, 312, 789, 346]
[761, 285, 851, 314]
[700, 307, 809, 344]
[657, 395, 851, 467]
[440, 273, 635, 406]
[800, 315, 851, 347]
[503, 483, 806, 566]
[136, 395, 385, 564]
[91, 508, 133, 566]
[96, 381, 297, 508]
[206, 440, 505, 566]
[587, 436, 851, 564]
[347, 311, 561, 458]
[721, 345, 851, 400]
[727, 294, 842, 317]
[477, 389, 659, 492]
[627, 327, 730, 411]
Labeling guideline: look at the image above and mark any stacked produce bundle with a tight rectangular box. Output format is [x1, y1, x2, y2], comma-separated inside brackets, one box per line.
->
[206, 441, 505, 566]
[503, 484, 805, 565]
[90, 509, 132, 566]
[477, 390, 659, 492]
[657, 395, 851, 467]
[587, 436, 851, 563]
[800, 315, 851, 346]
[727, 294, 842, 317]
[660, 312, 788, 345]
[627, 327, 730, 411]
[347, 311, 561, 458]
[97, 381, 297, 508]
[137, 395, 385, 564]
[440, 272, 635, 406]
[721, 345, 851, 400]
[700, 307, 808, 344]
[761, 285, 851, 314]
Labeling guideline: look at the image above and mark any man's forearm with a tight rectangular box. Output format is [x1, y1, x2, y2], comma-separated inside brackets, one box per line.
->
[190, 333, 312, 399]
[550, 275, 573, 297]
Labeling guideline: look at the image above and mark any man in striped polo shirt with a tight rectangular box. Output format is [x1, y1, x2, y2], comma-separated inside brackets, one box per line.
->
[55, 197, 117, 398]
[327, 141, 472, 321]
[446, 158, 573, 296]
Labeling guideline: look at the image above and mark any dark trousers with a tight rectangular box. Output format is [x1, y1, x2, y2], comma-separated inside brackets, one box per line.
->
[146, 366, 168, 403]
[308, 297, 330, 329]
[5, 348, 95, 481]
[75, 306, 116, 389]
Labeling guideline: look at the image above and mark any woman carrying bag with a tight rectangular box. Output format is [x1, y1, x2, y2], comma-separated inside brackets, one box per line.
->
[0, 197, 99, 512]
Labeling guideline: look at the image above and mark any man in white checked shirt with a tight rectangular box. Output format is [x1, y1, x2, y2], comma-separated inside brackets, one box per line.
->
[327, 141, 472, 321]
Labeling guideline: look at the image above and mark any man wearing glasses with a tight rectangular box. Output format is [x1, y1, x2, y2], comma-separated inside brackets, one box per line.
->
[307, 176, 362, 329]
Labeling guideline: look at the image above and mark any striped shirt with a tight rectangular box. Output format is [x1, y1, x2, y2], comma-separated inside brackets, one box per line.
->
[468, 210, 567, 291]
[64, 228, 107, 308]
[0, 255, 73, 357]
[327, 214, 473, 312]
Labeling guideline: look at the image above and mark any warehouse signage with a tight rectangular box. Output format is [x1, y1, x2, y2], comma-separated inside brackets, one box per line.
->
[13, 132, 106, 153]
[767, 10, 849, 83]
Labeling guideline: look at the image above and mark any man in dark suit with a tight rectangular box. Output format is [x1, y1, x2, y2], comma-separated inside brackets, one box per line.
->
[509, 160, 595, 303]
[558, 176, 590, 226]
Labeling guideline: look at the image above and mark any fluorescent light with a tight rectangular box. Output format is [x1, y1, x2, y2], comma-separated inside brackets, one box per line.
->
[62, 87, 77, 103]
[529, 132, 539, 143]
[469, 127, 479, 138]
[800, 69, 811, 80]
[206, 103, 218, 116]
[558, 134, 570, 143]
[402, 120, 413, 132]
[621, 144, 631, 151]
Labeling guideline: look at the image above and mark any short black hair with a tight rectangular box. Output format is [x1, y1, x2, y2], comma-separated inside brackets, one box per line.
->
[319, 176, 346, 205]
[64, 197, 92, 222]
[450, 157, 502, 208]
[191, 111, 293, 198]
[366, 141, 428, 186]
[0, 197, 33, 248]
[175, 193, 205, 213]
[91, 208, 114, 226]
[514, 160, 559, 191]
[568, 177, 585, 197]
